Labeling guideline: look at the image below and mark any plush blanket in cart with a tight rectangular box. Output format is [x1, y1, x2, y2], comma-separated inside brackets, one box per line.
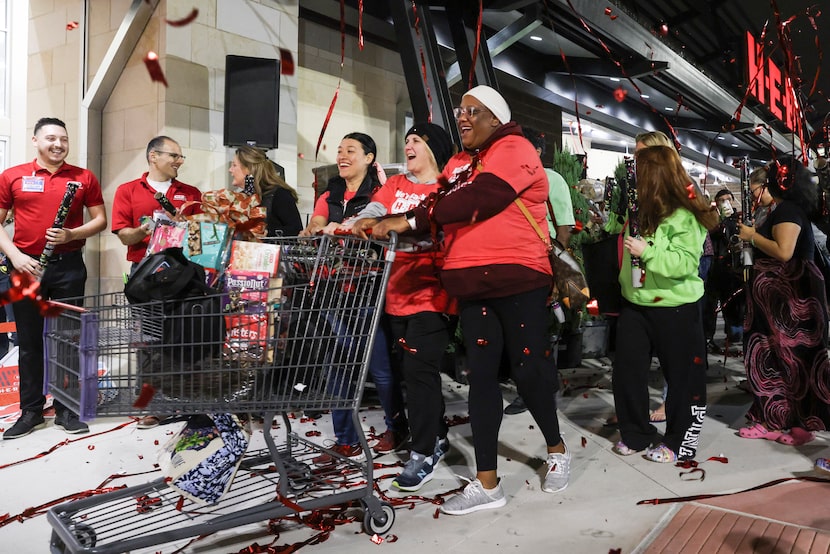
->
[161, 413, 250, 504]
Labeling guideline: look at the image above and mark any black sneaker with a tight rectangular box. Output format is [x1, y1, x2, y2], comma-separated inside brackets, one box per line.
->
[3, 410, 46, 440]
[504, 395, 528, 415]
[54, 411, 89, 434]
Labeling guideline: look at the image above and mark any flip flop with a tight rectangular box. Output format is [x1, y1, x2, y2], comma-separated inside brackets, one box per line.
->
[776, 427, 815, 446]
[738, 422, 783, 441]
[649, 410, 666, 423]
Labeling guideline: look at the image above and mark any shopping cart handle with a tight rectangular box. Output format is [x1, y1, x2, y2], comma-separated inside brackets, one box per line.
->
[332, 227, 371, 236]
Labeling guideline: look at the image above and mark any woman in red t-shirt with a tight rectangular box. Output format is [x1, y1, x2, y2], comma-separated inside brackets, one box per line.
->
[346, 123, 455, 492]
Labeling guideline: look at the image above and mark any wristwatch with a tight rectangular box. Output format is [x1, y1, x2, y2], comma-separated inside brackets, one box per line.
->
[404, 209, 417, 230]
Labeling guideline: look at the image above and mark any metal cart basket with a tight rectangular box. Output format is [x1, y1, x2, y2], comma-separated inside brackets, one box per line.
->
[46, 234, 398, 553]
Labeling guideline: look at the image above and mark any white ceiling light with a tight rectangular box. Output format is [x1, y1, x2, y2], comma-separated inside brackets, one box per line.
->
[530, 35, 542, 41]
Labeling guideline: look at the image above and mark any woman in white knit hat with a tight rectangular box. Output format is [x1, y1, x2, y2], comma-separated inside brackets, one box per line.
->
[373, 85, 569, 515]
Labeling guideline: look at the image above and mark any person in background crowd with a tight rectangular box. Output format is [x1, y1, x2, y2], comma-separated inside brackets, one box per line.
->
[503, 127, 576, 416]
[372, 85, 570, 514]
[229, 145, 302, 237]
[111, 136, 202, 271]
[703, 188, 745, 353]
[736, 159, 830, 446]
[346, 122, 456, 491]
[111, 135, 203, 429]
[301, 132, 408, 464]
[0, 117, 107, 439]
[611, 145, 718, 462]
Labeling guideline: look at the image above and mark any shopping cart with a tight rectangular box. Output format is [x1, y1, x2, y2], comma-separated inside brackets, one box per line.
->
[45, 234, 398, 553]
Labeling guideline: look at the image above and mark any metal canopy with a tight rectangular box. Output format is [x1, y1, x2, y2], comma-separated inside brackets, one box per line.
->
[302, 0, 828, 177]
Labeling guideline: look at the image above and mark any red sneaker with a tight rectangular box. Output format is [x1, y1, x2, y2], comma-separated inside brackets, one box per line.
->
[372, 429, 409, 454]
[312, 443, 365, 465]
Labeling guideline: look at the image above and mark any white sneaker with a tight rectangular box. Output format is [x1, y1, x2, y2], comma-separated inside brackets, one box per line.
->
[440, 478, 506, 515]
[542, 441, 570, 493]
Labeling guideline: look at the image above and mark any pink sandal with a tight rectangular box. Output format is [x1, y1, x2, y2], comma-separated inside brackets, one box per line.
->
[738, 423, 783, 441]
[776, 427, 815, 446]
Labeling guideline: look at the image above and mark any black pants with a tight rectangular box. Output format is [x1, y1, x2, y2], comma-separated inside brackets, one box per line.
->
[389, 311, 449, 455]
[460, 286, 562, 472]
[13, 251, 86, 414]
[613, 300, 707, 458]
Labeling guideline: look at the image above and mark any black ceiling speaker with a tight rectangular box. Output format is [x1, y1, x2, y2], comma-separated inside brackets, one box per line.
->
[223, 55, 280, 149]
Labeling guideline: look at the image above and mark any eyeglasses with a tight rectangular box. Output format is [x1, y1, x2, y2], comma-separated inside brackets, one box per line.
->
[453, 106, 491, 119]
[154, 151, 186, 161]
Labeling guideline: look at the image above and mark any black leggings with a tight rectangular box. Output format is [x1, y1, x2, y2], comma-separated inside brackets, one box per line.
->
[389, 312, 450, 455]
[460, 286, 562, 471]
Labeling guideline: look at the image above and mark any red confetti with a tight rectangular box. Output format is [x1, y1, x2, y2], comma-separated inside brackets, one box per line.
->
[686, 183, 696, 199]
[305, 430, 322, 437]
[279, 48, 295, 76]
[573, 220, 584, 232]
[133, 383, 156, 408]
[153, 439, 159, 445]
[87, 445, 94, 450]
[143, 51, 168, 87]
[298, 153, 305, 159]
[523, 347, 530, 355]
[476, 338, 489, 346]
[397, 337, 418, 354]
[175, 495, 185, 511]
[66, 21, 79, 31]
[137, 454, 143, 460]
[165, 8, 198, 27]
[693, 356, 703, 364]
[658, 23, 669, 37]
[581, 437, 587, 447]
[604, 7, 612, 15]
[370, 534, 383, 545]
[613, 87, 627, 102]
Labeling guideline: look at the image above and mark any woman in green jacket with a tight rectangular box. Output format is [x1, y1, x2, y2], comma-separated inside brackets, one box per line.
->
[612, 145, 718, 462]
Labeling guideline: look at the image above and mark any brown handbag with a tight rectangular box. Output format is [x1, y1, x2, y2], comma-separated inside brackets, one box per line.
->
[514, 198, 590, 309]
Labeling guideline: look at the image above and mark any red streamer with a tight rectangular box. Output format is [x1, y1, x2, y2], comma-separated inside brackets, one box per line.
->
[314, 0, 346, 159]
[467, 0, 483, 90]
[165, 8, 198, 27]
[143, 51, 168, 87]
[133, 383, 156, 408]
[279, 48, 295, 76]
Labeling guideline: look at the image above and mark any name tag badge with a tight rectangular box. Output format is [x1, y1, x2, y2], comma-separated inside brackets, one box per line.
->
[21, 176, 45, 192]
[173, 194, 186, 201]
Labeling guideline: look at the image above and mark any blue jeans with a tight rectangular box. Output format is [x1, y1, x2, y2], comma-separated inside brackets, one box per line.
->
[327, 315, 406, 446]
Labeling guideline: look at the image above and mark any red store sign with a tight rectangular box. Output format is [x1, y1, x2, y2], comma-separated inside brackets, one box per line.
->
[745, 30, 800, 132]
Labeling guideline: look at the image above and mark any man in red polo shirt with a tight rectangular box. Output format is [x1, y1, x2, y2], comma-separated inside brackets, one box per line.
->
[111, 136, 201, 429]
[0, 117, 107, 439]
[111, 136, 202, 268]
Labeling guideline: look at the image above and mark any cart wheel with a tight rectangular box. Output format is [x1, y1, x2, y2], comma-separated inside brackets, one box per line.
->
[70, 523, 97, 548]
[362, 502, 395, 535]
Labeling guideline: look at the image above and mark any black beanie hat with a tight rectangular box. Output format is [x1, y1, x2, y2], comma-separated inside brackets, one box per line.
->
[406, 123, 455, 169]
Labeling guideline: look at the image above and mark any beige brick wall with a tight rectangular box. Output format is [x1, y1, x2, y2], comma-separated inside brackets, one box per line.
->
[22, 1, 414, 293]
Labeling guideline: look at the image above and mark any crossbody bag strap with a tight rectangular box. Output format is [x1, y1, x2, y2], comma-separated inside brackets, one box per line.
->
[514, 197, 551, 251]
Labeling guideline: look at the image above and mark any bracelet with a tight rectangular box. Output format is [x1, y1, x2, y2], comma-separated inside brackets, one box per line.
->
[750, 235, 756, 247]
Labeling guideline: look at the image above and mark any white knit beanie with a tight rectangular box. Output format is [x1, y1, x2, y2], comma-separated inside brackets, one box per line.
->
[463, 85, 511, 124]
